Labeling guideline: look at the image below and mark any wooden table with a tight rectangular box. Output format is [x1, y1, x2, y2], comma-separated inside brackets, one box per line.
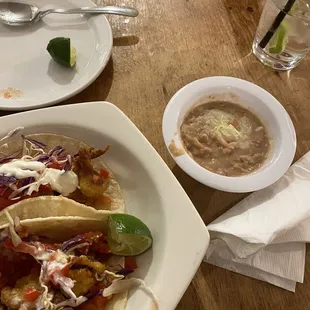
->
[8, 0, 310, 308]
[77, 0, 310, 309]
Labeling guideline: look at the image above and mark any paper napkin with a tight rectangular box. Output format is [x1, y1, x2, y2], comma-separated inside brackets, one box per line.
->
[204, 152, 310, 292]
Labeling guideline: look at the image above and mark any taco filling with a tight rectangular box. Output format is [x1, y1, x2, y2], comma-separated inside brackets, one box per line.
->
[0, 216, 154, 310]
[0, 134, 123, 212]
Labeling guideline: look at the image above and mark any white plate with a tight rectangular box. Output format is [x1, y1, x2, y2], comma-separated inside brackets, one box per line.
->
[0, 102, 210, 310]
[163, 77, 296, 193]
[0, 0, 112, 111]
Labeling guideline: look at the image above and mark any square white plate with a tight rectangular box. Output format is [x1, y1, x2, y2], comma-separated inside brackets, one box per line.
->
[0, 102, 210, 310]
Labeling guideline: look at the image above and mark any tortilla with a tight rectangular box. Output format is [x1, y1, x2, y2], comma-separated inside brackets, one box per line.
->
[0, 216, 108, 239]
[0, 216, 128, 309]
[0, 133, 125, 212]
[0, 196, 124, 228]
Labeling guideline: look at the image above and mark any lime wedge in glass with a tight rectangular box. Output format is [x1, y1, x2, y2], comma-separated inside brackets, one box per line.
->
[47, 37, 76, 68]
[268, 23, 288, 54]
[107, 214, 153, 256]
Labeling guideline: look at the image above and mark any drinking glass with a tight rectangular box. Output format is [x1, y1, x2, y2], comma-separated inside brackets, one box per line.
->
[253, 0, 310, 70]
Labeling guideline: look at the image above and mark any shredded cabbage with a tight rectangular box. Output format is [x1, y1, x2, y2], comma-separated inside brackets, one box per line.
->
[0, 137, 73, 200]
[37, 252, 78, 309]
[0, 127, 24, 143]
[104, 270, 125, 280]
[22, 135, 46, 151]
[36, 261, 54, 310]
[65, 242, 89, 254]
[4, 211, 22, 247]
[0, 220, 158, 310]
[55, 296, 87, 309]
[102, 274, 158, 310]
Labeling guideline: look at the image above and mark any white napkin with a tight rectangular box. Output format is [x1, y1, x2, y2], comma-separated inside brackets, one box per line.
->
[204, 152, 310, 292]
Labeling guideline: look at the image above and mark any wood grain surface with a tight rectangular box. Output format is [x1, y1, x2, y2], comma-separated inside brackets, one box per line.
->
[5, 0, 310, 309]
[89, 1, 310, 308]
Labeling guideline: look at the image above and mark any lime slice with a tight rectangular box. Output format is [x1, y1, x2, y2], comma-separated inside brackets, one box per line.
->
[107, 214, 153, 256]
[47, 37, 76, 68]
[268, 23, 288, 54]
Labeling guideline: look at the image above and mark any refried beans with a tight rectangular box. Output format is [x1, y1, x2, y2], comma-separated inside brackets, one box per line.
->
[180, 101, 270, 176]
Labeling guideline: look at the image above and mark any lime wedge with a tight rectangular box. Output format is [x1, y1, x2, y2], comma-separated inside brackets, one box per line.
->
[268, 23, 288, 54]
[70, 45, 76, 67]
[47, 37, 76, 68]
[107, 214, 153, 256]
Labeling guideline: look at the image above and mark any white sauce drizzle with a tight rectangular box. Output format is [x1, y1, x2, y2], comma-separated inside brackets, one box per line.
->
[0, 160, 45, 179]
[0, 159, 78, 197]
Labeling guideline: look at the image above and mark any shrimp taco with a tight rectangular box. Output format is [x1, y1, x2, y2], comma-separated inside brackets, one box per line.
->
[0, 133, 124, 212]
[0, 212, 155, 310]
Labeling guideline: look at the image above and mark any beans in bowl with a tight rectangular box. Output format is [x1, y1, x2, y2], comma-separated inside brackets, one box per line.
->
[180, 101, 270, 176]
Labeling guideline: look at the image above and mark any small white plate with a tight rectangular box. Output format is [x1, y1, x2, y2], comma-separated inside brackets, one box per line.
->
[0, 102, 210, 309]
[0, 0, 112, 110]
[162, 76, 297, 193]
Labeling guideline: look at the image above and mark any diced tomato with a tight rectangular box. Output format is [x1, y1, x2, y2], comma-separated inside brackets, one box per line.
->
[81, 231, 103, 242]
[0, 186, 16, 210]
[3, 239, 16, 249]
[23, 191, 39, 200]
[0, 185, 7, 195]
[47, 162, 63, 170]
[60, 264, 70, 277]
[0, 179, 50, 211]
[24, 288, 41, 302]
[4, 239, 37, 255]
[0, 185, 13, 198]
[44, 262, 71, 286]
[49, 252, 57, 260]
[0, 192, 42, 211]
[76, 295, 109, 310]
[89, 282, 106, 294]
[38, 184, 52, 193]
[0, 184, 43, 212]
[125, 256, 137, 270]
[43, 242, 58, 250]
[90, 241, 110, 254]
[89, 233, 110, 254]
[100, 169, 109, 180]
[0, 197, 16, 211]
[73, 232, 110, 255]
[72, 232, 102, 254]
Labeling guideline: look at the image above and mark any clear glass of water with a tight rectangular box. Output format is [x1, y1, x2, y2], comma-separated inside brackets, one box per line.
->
[253, 0, 310, 70]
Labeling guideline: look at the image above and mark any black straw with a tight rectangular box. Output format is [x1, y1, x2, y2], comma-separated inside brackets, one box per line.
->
[259, 0, 296, 49]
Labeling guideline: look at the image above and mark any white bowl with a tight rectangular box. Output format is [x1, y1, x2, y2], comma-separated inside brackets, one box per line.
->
[0, 102, 210, 310]
[162, 76, 296, 193]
